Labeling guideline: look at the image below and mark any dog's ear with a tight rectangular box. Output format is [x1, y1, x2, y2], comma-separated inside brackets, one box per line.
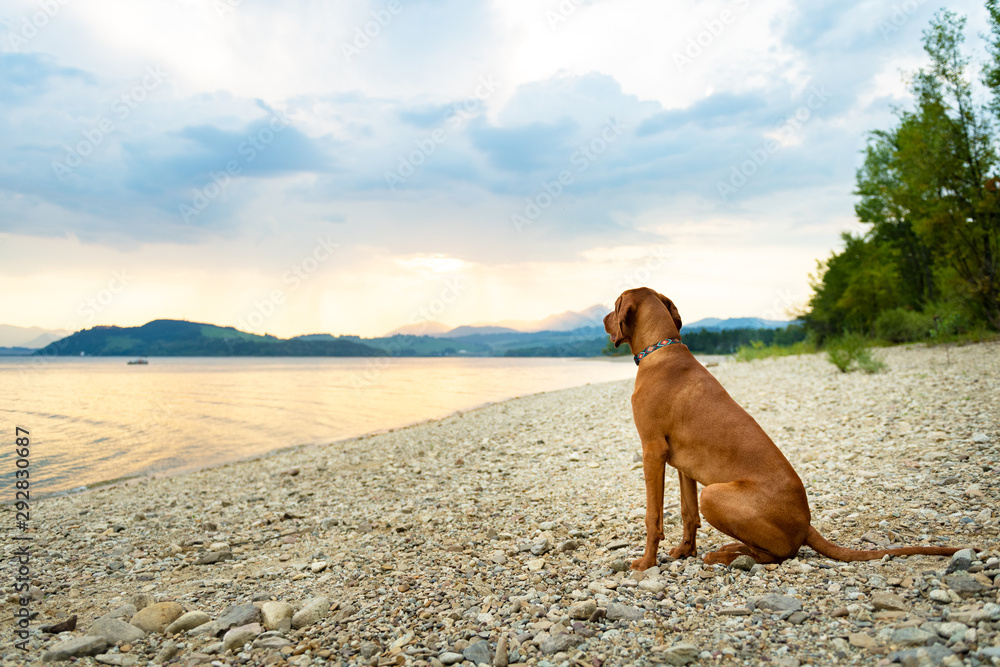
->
[612, 295, 635, 348]
[657, 293, 683, 332]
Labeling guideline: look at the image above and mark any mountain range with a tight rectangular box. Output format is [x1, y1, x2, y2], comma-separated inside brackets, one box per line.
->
[15, 308, 792, 357]
[386, 305, 611, 337]
[0, 324, 72, 348]
[32, 319, 614, 358]
[386, 305, 788, 338]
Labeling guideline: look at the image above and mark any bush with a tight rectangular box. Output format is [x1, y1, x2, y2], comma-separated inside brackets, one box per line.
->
[827, 346, 854, 372]
[826, 333, 887, 373]
[928, 310, 970, 341]
[874, 308, 935, 343]
[855, 349, 887, 374]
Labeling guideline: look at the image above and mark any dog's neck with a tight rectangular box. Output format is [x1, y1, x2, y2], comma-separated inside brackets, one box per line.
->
[629, 302, 681, 355]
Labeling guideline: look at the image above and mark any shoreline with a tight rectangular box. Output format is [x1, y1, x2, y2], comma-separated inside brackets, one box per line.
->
[32, 368, 648, 503]
[38, 353, 730, 502]
[13, 342, 1000, 666]
[11, 356, 641, 500]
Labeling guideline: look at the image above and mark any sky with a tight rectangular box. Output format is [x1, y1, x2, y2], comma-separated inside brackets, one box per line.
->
[0, 0, 993, 338]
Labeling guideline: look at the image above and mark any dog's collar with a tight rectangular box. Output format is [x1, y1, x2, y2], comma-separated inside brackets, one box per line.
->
[634, 339, 682, 366]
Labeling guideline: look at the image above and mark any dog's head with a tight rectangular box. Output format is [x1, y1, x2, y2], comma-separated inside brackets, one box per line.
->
[604, 287, 683, 349]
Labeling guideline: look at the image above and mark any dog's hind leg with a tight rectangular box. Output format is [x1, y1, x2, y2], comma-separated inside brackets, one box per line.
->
[698, 480, 807, 565]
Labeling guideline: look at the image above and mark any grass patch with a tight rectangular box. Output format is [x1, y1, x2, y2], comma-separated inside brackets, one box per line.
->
[826, 333, 887, 373]
[734, 340, 817, 362]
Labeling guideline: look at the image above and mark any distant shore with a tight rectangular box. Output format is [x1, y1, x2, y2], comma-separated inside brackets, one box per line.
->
[17, 342, 1000, 666]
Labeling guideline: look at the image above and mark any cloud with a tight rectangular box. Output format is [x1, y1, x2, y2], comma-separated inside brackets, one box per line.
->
[0, 0, 993, 334]
[469, 117, 580, 172]
[0, 52, 95, 104]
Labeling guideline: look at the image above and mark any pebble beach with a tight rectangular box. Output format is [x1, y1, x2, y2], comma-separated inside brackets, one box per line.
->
[5, 342, 1000, 667]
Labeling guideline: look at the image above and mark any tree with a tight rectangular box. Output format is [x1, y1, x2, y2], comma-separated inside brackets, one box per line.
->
[855, 129, 936, 308]
[903, 11, 999, 328]
[805, 233, 904, 339]
[806, 5, 1000, 337]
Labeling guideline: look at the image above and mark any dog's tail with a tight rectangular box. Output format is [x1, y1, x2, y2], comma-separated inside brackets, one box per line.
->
[805, 526, 962, 562]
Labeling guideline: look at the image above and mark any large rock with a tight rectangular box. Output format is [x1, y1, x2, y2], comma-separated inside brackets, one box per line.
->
[891, 627, 933, 647]
[638, 579, 666, 594]
[463, 640, 492, 664]
[195, 551, 232, 565]
[165, 611, 211, 634]
[292, 597, 331, 629]
[951, 548, 978, 563]
[889, 646, 954, 664]
[153, 643, 180, 664]
[216, 604, 261, 632]
[330, 603, 356, 624]
[130, 602, 184, 634]
[260, 601, 294, 631]
[568, 600, 597, 620]
[871, 592, 908, 611]
[87, 617, 146, 645]
[937, 621, 969, 638]
[659, 644, 699, 666]
[559, 539, 581, 553]
[43, 636, 107, 662]
[605, 602, 644, 621]
[253, 634, 294, 649]
[530, 536, 552, 555]
[94, 604, 137, 626]
[494, 633, 509, 667]
[755, 594, 802, 613]
[540, 634, 584, 655]
[944, 574, 987, 598]
[848, 633, 877, 649]
[222, 623, 262, 652]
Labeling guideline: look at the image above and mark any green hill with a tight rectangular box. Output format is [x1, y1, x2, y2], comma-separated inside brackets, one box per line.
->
[33, 318, 806, 358]
[35, 320, 381, 357]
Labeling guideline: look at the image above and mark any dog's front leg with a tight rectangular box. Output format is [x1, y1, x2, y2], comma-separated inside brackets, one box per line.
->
[669, 471, 699, 559]
[632, 446, 666, 571]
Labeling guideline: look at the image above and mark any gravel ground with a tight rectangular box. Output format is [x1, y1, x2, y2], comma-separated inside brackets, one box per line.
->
[3, 342, 1000, 667]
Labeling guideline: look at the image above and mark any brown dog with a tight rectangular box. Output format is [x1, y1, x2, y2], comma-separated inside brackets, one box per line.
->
[605, 287, 965, 569]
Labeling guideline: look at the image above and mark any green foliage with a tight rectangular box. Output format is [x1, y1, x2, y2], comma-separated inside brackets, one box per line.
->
[601, 338, 632, 357]
[805, 5, 1000, 341]
[598, 326, 809, 359]
[825, 334, 887, 374]
[681, 324, 808, 355]
[734, 339, 817, 362]
[874, 308, 936, 343]
[856, 350, 888, 374]
[826, 346, 854, 373]
[36, 320, 382, 357]
[805, 235, 908, 340]
[987, 0, 1000, 118]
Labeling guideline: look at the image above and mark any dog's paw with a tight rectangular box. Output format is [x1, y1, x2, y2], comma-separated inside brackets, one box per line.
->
[668, 545, 696, 559]
[630, 556, 658, 571]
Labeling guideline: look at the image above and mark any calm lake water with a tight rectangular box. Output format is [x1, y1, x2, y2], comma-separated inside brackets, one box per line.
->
[1, 356, 637, 496]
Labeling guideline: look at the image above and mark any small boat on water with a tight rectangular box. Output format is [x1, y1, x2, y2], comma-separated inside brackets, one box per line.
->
[127, 358, 149, 365]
